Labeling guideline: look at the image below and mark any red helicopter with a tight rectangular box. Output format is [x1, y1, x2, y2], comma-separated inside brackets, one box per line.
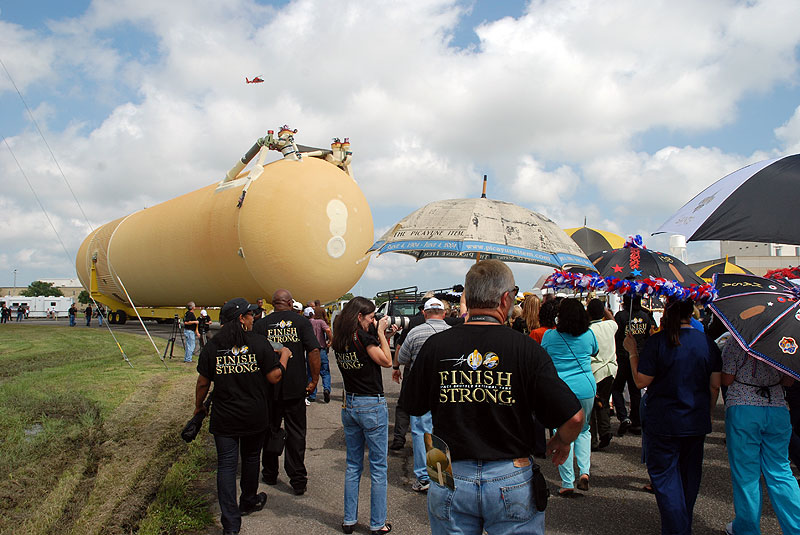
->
[246, 76, 264, 84]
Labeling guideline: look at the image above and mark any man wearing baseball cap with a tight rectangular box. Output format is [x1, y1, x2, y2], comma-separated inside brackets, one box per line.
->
[194, 297, 291, 535]
[396, 297, 451, 492]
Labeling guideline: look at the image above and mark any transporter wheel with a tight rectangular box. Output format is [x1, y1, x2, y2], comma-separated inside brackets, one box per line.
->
[107, 311, 118, 324]
[116, 310, 128, 325]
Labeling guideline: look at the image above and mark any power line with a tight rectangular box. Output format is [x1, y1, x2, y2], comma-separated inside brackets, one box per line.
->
[0, 56, 94, 232]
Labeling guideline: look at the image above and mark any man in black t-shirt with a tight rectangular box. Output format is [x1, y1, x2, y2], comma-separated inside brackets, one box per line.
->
[253, 288, 320, 495]
[401, 260, 584, 535]
[253, 298, 266, 321]
[611, 296, 653, 435]
[184, 302, 199, 363]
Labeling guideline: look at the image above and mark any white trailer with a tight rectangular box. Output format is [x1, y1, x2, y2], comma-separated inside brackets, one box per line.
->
[0, 296, 75, 318]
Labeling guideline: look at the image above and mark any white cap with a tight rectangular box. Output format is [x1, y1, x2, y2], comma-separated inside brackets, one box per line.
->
[200, 309, 208, 317]
[423, 297, 445, 311]
[292, 300, 303, 311]
[303, 306, 315, 317]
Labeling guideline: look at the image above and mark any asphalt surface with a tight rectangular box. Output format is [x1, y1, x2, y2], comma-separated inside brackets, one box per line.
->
[23, 318, 791, 534]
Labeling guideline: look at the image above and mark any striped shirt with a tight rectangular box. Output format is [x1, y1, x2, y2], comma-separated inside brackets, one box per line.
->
[397, 318, 451, 369]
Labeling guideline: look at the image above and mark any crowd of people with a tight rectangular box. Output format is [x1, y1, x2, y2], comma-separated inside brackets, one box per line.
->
[191, 260, 800, 535]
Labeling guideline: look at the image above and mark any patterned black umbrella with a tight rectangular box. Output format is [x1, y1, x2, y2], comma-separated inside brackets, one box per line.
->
[709, 273, 800, 380]
[590, 236, 704, 285]
[656, 154, 800, 244]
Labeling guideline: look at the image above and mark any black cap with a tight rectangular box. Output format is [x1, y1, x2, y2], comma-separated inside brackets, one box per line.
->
[220, 298, 258, 324]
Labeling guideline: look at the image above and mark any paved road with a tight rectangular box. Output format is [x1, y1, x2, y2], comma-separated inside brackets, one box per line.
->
[26, 318, 790, 534]
[222, 360, 787, 535]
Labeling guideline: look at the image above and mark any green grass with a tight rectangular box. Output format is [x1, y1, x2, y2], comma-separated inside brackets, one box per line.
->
[0, 324, 215, 535]
[138, 432, 215, 535]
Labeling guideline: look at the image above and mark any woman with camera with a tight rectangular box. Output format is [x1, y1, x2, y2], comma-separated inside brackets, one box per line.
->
[332, 297, 397, 535]
[194, 298, 291, 535]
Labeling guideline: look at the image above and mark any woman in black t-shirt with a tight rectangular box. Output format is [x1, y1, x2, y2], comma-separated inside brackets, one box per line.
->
[332, 297, 396, 535]
[194, 298, 290, 535]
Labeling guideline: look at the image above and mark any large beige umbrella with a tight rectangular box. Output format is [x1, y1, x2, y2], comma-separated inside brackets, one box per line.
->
[368, 197, 594, 270]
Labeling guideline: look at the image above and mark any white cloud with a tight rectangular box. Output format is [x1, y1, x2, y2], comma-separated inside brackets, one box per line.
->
[775, 105, 800, 154]
[3, 0, 800, 295]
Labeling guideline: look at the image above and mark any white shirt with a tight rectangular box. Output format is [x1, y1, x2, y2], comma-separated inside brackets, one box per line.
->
[589, 319, 618, 382]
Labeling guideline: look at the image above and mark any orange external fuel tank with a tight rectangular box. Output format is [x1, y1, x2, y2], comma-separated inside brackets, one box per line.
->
[75, 129, 373, 307]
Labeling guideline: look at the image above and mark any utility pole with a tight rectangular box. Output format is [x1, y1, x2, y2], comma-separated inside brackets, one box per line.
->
[13, 269, 17, 295]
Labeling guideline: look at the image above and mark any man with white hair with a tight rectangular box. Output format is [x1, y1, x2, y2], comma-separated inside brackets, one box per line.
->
[397, 297, 451, 492]
[401, 260, 584, 534]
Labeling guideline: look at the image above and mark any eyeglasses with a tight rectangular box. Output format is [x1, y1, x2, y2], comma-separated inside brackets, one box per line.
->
[508, 286, 519, 297]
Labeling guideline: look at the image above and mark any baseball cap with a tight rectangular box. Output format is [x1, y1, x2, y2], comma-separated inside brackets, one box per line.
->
[424, 297, 445, 311]
[303, 306, 315, 317]
[220, 298, 258, 324]
[200, 309, 208, 317]
[292, 300, 303, 311]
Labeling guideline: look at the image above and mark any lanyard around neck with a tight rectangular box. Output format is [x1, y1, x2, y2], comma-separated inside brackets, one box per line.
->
[467, 314, 502, 324]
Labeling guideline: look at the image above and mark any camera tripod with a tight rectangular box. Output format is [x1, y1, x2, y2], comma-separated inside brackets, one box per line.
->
[164, 314, 186, 359]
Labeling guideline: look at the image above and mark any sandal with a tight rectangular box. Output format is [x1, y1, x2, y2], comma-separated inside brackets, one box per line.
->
[643, 483, 654, 494]
[558, 487, 575, 497]
[342, 523, 355, 534]
[577, 474, 589, 491]
[370, 523, 392, 534]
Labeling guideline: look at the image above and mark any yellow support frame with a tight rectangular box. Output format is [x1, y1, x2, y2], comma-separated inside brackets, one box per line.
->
[89, 260, 220, 323]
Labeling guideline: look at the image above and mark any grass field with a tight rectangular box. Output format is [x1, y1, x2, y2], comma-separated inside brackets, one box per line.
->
[0, 324, 215, 535]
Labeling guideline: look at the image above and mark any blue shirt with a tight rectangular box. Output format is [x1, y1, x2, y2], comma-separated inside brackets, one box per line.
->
[541, 329, 598, 400]
[638, 327, 722, 436]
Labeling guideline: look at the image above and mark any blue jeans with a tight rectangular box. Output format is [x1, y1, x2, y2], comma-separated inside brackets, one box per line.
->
[214, 433, 264, 533]
[643, 432, 705, 535]
[184, 330, 195, 362]
[726, 405, 800, 535]
[341, 394, 388, 531]
[306, 348, 331, 399]
[69, 314, 76, 327]
[554, 396, 593, 489]
[428, 458, 545, 535]
[98, 313, 103, 326]
[411, 411, 433, 482]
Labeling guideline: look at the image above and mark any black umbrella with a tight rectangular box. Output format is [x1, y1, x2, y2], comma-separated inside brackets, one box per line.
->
[563, 226, 625, 256]
[590, 236, 704, 285]
[655, 154, 800, 244]
[695, 257, 753, 282]
[709, 273, 800, 380]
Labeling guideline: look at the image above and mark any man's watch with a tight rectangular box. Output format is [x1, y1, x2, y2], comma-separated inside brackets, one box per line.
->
[392, 365, 400, 370]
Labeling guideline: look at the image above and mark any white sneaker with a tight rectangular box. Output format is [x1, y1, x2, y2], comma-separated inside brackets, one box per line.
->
[304, 398, 311, 406]
[411, 479, 430, 492]
[724, 521, 734, 535]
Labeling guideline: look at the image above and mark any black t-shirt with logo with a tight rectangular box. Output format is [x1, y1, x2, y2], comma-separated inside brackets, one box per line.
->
[614, 308, 654, 357]
[335, 329, 384, 395]
[400, 323, 581, 461]
[253, 310, 319, 400]
[196, 331, 279, 436]
[184, 310, 197, 330]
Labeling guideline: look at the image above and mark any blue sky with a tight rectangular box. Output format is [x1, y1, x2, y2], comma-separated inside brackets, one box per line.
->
[2, 0, 800, 301]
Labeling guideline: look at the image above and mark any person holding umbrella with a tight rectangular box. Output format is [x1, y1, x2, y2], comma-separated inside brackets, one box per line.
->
[721, 339, 800, 535]
[624, 298, 722, 535]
